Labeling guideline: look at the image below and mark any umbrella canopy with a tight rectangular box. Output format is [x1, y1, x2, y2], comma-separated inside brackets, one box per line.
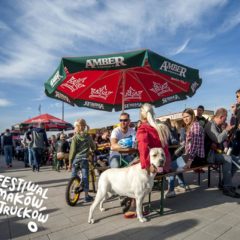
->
[45, 49, 202, 112]
[20, 113, 73, 131]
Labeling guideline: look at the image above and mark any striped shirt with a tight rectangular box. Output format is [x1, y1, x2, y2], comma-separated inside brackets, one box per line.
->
[185, 121, 205, 161]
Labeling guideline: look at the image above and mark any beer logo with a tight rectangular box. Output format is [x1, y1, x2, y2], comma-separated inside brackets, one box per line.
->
[121, 87, 143, 100]
[86, 56, 127, 68]
[150, 82, 172, 96]
[191, 81, 199, 93]
[89, 85, 113, 100]
[83, 101, 105, 110]
[50, 70, 63, 87]
[55, 91, 71, 103]
[62, 76, 87, 92]
[162, 95, 180, 104]
[160, 61, 187, 78]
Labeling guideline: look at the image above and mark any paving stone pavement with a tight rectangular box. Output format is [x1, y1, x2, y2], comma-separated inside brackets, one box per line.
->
[1, 156, 240, 240]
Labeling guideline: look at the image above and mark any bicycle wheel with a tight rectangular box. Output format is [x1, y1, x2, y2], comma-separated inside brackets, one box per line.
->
[65, 176, 83, 206]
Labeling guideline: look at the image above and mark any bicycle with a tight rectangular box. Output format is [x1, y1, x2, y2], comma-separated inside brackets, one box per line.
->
[65, 159, 85, 206]
[65, 150, 137, 207]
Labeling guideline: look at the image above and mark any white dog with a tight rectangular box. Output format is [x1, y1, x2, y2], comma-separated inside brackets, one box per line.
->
[88, 148, 166, 223]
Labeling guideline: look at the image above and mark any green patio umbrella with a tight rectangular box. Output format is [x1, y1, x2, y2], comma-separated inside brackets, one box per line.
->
[44, 49, 201, 111]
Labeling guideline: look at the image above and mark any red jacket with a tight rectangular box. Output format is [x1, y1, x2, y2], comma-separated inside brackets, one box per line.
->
[136, 123, 171, 172]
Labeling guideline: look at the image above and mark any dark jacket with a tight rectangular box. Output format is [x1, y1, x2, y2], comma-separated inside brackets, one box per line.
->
[3, 133, 13, 146]
[27, 128, 49, 149]
[55, 140, 70, 153]
[204, 120, 228, 155]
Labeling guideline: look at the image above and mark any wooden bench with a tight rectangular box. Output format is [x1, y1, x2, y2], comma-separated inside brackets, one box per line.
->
[148, 163, 222, 215]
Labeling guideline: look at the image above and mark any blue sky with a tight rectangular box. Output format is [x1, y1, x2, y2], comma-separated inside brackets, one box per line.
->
[0, 0, 240, 133]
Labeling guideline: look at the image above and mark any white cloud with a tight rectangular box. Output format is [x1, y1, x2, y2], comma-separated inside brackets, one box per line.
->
[49, 102, 61, 108]
[0, 0, 229, 87]
[170, 39, 191, 56]
[217, 11, 240, 33]
[0, 98, 12, 107]
[204, 67, 237, 76]
[32, 91, 47, 101]
[0, 20, 10, 30]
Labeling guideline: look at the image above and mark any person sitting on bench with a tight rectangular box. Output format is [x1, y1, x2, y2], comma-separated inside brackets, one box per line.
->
[205, 108, 240, 198]
[166, 108, 207, 198]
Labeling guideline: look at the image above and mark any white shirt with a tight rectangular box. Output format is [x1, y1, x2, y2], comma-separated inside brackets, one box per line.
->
[109, 127, 135, 158]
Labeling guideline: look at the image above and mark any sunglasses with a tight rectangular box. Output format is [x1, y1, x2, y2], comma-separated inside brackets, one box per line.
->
[119, 119, 129, 122]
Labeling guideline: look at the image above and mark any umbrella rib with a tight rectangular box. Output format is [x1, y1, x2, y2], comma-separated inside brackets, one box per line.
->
[113, 70, 123, 106]
[143, 67, 188, 92]
[127, 71, 154, 102]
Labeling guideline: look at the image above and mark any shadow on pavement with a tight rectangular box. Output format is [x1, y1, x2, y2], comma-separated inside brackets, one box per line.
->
[92, 219, 199, 240]
[149, 186, 240, 218]
[34, 178, 69, 186]
[1, 208, 59, 240]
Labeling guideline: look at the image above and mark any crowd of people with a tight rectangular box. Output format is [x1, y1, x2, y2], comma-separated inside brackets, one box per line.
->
[1, 90, 240, 212]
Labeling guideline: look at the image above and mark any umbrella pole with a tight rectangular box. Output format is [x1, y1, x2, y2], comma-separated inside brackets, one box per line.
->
[122, 71, 126, 113]
[62, 102, 64, 120]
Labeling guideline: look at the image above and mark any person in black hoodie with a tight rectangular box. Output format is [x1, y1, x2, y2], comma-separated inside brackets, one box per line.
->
[2, 129, 13, 168]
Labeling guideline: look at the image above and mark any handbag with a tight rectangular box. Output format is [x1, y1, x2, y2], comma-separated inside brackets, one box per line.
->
[57, 152, 69, 160]
[57, 152, 65, 160]
[207, 149, 215, 164]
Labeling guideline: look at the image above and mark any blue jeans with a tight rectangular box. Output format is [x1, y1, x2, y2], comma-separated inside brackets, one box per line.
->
[4, 145, 13, 165]
[168, 157, 186, 191]
[214, 153, 240, 187]
[32, 148, 44, 168]
[28, 148, 35, 166]
[109, 154, 134, 168]
[72, 158, 89, 192]
[24, 148, 29, 166]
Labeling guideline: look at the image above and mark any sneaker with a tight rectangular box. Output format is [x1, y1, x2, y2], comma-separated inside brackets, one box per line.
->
[165, 190, 176, 198]
[223, 187, 240, 198]
[218, 182, 223, 190]
[84, 195, 94, 203]
[219, 183, 236, 191]
[175, 185, 187, 192]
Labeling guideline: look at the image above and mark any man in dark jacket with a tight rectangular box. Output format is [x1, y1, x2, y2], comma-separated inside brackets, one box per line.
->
[2, 129, 13, 167]
[27, 123, 49, 172]
[205, 108, 240, 198]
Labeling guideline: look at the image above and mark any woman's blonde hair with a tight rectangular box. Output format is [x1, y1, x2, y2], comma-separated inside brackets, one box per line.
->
[140, 103, 169, 147]
[74, 119, 89, 133]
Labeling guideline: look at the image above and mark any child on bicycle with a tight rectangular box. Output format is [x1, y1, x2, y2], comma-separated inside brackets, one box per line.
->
[68, 119, 96, 202]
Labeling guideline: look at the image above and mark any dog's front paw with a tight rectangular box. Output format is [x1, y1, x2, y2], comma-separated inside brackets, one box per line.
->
[100, 207, 106, 212]
[139, 217, 147, 223]
[88, 219, 95, 224]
